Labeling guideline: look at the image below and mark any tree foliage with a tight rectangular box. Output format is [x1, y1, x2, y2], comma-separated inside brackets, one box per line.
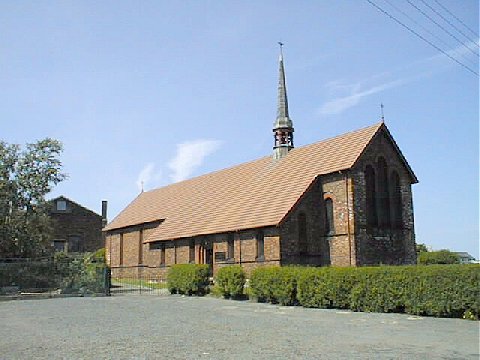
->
[0, 139, 66, 258]
[416, 243, 429, 254]
[417, 250, 460, 265]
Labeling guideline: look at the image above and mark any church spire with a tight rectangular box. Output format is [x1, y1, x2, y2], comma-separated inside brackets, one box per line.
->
[273, 42, 294, 160]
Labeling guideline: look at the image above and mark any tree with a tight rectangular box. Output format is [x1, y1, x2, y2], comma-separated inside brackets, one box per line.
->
[0, 139, 66, 258]
[416, 243, 429, 254]
[417, 250, 460, 265]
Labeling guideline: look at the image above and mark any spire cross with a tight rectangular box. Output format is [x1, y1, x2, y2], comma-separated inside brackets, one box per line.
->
[380, 103, 385, 122]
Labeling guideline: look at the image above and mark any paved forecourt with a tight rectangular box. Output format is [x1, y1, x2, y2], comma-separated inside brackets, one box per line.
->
[0, 295, 478, 359]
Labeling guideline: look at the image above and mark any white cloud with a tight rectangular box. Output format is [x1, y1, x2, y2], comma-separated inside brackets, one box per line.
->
[168, 140, 222, 183]
[319, 79, 408, 115]
[318, 41, 479, 116]
[136, 163, 162, 192]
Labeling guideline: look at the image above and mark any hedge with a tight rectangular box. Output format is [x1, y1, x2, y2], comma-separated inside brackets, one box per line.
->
[248, 265, 479, 319]
[167, 264, 210, 295]
[250, 266, 299, 305]
[214, 265, 246, 299]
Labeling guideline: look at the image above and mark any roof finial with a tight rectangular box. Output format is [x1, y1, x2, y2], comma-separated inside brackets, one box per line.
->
[141, 181, 144, 192]
[380, 103, 385, 123]
[278, 41, 284, 60]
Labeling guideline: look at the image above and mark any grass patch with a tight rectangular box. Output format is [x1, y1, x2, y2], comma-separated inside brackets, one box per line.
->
[112, 278, 168, 289]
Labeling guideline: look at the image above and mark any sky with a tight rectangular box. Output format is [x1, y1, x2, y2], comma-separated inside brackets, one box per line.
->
[1, 1, 478, 257]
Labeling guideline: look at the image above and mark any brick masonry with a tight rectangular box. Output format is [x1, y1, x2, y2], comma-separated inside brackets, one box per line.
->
[105, 128, 417, 278]
[49, 197, 104, 253]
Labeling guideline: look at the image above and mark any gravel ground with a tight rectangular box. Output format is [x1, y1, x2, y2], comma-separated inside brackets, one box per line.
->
[0, 294, 478, 360]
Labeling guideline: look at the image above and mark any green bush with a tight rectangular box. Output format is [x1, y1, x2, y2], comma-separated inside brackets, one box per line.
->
[0, 253, 108, 295]
[167, 264, 210, 295]
[418, 250, 460, 265]
[250, 266, 299, 305]
[54, 252, 108, 294]
[215, 266, 246, 299]
[295, 265, 479, 319]
[297, 267, 360, 309]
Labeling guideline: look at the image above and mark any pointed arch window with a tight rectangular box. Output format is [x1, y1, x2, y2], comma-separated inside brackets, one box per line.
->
[324, 198, 334, 235]
[390, 171, 403, 229]
[377, 157, 391, 228]
[365, 165, 377, 228]
[298, 212, 307, 253]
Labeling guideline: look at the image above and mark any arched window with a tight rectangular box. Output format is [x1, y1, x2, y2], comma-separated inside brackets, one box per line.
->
[298, 212, 307, 253]
[324, 198, 334, 235]
[390, 171, 403, 228]
[377, 157, 391, 229]
[365, 165, 377, 228]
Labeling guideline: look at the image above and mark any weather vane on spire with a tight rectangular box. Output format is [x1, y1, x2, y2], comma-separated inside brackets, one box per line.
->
[278, 41, 284, 58]
[380, 103, 385, 123]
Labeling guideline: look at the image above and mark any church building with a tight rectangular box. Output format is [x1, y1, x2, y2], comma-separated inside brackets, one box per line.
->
[104, 51, 418, 279]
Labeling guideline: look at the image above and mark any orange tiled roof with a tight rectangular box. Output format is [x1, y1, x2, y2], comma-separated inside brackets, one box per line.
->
[104, 123, 408, 242]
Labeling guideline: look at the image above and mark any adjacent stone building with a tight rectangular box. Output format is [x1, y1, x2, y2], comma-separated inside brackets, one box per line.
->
[49, 196, 107, 254]
[104, 51, 417, 279]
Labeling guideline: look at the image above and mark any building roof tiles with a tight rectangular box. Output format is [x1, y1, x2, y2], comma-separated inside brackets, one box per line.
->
[104, 122, 413, 242]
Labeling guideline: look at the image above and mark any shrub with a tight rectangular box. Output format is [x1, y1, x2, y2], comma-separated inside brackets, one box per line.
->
[297, 267, 360, 309]
[167, 264, 210, 295]
[295, 265, 479, 319]
[215, 266, 246, 299]
[250, 266, 299, 305]
[418, 250, 460, 265]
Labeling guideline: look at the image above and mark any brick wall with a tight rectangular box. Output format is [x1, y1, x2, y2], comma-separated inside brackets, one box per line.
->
[352, 129, 417, 265]
[279, 173, 355, 267]
[106, 226, 281, 278]
[50, 199, 103, 253]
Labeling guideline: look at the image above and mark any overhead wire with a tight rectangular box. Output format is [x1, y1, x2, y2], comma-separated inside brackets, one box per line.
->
[382, 0, 477, 67]
[405, 0, 479, 57]
[433, 0, 479, 38]
[365, 0, 479, 76]
[418, 0, 479, 49]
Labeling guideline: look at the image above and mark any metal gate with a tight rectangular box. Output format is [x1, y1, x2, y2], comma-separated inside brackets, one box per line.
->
[109, 266, 169, 296]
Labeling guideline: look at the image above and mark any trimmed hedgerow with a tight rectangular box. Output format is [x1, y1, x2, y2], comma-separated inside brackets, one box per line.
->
[167, 264, 210, 296]
[246, 264, 479, 319]
[214, 266, 246, 299]
[295, 265, 479, 319]
[250, 266, 299, 305]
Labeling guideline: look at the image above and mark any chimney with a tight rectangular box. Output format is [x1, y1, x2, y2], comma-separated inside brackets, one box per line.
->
[101, 200, 108, 228]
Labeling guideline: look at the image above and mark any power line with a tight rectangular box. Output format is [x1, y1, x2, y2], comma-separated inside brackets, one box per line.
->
[433, 0, 479, 38]
[419, 0, 479, 49]
[382, 0, 477, 67]
[405, 0, 479, 57]
[365, 0, 479, 76]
